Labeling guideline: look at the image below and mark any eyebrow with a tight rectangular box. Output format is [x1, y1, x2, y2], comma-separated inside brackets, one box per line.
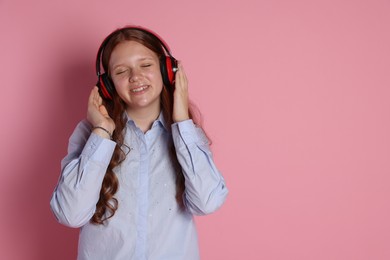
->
[111, 57, 156, 70]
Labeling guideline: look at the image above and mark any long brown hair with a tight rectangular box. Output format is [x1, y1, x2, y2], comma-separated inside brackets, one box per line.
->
[91, 27, 200, 225]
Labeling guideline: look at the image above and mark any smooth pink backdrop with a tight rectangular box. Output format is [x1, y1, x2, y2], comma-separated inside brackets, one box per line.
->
[1, 0, 389, 259]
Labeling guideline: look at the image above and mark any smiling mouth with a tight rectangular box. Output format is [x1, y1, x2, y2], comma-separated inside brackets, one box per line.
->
[131, 85, 149, 93]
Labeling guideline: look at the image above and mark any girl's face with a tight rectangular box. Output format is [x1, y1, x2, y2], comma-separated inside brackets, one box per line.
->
[109, 40, 163, 114]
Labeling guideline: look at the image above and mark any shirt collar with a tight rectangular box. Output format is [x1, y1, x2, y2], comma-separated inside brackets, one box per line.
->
[125, 111, 169, 132]
[151, 112, 169, 131]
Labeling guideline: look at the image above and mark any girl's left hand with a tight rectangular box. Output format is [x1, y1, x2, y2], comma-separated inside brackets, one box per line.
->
[172, 62, 190, 122]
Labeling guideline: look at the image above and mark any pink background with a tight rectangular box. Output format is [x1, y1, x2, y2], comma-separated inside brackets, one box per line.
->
[1, 0, 389, 259]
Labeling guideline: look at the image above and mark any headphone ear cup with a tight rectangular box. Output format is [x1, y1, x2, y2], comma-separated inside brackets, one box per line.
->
[160, 56, 178, 88]
[97, 73, 115, 100]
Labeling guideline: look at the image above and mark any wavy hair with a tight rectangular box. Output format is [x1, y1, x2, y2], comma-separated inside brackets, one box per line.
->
[91, 27, 201, 225]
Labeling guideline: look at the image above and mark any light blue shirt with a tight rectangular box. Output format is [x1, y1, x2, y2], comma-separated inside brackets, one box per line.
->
[50, 115, 228, 260]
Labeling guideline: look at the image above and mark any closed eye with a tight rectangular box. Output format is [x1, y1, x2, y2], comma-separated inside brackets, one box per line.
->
[115, 69, 128, 75]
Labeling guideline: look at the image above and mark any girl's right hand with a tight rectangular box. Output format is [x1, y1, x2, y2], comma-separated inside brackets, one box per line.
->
[87, 87, 116, 138]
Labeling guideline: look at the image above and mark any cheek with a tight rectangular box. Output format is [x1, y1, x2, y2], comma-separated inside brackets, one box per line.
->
[112, 77, 127, 90]
[148, 70, 164, 86]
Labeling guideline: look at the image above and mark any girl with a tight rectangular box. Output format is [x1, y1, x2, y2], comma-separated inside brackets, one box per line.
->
[50, 26, 228, 260]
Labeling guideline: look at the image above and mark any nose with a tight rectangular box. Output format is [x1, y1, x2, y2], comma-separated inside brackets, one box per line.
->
[129, 67, 142, 83]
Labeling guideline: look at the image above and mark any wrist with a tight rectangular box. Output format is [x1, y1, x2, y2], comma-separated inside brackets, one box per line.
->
[173, 112, 190, 123]
[92, 126, 113, 140]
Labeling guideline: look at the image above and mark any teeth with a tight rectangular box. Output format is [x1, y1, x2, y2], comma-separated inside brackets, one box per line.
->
[131, 86, 148, 92]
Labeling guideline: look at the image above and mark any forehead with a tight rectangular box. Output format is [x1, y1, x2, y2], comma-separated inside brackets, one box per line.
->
[109, 40, 158, 65]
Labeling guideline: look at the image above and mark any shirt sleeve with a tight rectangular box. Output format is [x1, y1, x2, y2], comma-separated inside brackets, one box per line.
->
[50, 120, 116, 228]
[171, 119, 228, 215]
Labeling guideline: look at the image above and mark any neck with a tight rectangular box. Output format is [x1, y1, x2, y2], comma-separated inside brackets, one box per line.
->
[126, 104, 161, 133]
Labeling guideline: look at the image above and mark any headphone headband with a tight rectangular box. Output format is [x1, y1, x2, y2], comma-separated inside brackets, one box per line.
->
[95, 26, 174, 77]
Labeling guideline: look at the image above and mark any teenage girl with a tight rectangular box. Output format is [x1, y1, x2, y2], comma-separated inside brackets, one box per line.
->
[50, 26, 228, 260]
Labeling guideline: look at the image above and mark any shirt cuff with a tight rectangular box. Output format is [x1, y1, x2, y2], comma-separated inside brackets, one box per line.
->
[81, 132, 116, 165]
[172, 119, 203, 146]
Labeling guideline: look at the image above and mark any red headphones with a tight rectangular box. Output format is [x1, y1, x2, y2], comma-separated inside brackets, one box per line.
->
[95, 26, 178, 100]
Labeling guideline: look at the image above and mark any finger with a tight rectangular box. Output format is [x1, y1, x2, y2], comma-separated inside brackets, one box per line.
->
[93, 87, 103, 105]
[96, 91, 103, 105]
[175, 62, 188, 91]
[89, 87, 102, 109]
[88, 87, 97, 105]
[178, 62, 187, 80]
[99, 104, 109, 117]
[179, 63, 188, 89]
